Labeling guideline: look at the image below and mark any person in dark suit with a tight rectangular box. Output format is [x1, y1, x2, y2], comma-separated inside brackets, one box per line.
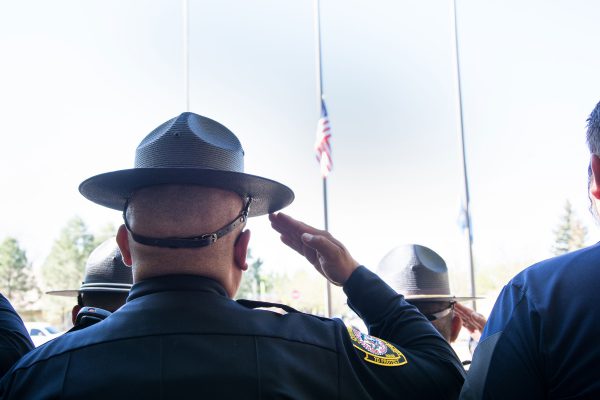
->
[0, 112, 465, 399]
[0, 294, 33, 378]
[460, 100, 600, 399]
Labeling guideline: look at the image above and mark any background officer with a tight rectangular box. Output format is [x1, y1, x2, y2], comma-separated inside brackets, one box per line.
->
[47, 237, 132, 330]
[377, 244, 481, 344]
[1, 237, 132, 377]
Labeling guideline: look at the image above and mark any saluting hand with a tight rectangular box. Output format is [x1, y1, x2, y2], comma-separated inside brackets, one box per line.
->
[269, 212, 359, 286]
[454, 302, 487, 340]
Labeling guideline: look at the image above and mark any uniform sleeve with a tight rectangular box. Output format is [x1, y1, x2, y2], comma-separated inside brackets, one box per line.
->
[341, 266, 465, 399]
[0, 294, 34, 378]
[459, 282, 544, 400]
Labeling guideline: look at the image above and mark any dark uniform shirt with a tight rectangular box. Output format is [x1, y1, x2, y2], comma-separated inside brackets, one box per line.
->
[1, 266, 465, 399]
[460, 243, 600, 399]
[0, 294, 34, 378]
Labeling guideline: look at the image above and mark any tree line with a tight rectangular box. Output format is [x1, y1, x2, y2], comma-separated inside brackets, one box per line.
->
[0, 216, 115, 325]
[0, 200, 590, 325]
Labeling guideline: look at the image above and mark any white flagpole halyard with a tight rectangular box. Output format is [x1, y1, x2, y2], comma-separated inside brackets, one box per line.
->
[450, 0, 477, 311]
[313, 0, 333, 318]
[182, 0, 190, 111]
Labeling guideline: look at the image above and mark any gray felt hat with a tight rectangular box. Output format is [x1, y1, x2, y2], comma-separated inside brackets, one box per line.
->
[376, 244, 481, 302]
[79, 112, 294, 216]
[46, 238, 132, 297]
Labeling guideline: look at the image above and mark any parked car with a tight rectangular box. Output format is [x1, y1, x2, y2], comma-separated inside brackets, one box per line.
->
[24, 322, 64, 347]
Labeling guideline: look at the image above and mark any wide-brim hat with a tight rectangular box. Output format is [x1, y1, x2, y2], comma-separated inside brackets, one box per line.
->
[47, 238, 132, 297]
[79, 112, 294, 216]
[376, 244, 482, 302]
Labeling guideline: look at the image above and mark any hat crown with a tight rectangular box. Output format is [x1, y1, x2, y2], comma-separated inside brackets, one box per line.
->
[135, 112, 245, 171]
[82, 238, 132, 289]
[377, 244, 451, 297]
[79, 111, 294, 216]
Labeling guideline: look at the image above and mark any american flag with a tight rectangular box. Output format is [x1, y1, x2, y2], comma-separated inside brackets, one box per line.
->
[315, 99, 332, 177]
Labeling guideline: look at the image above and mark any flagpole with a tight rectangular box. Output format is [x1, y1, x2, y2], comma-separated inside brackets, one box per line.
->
[314, 0, 333, 318]
[450, 0, 477, 311]
[322, 177, 331, 315]
[182, 0, 190, 111]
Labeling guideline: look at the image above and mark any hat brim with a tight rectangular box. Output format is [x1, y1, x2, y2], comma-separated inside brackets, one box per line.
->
[404, 294, 484, 302]
[79, 168, 295, 217]
[46, 287, 131, 297]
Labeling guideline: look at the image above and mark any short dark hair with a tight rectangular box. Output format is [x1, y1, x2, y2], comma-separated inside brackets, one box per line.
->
[586, 101, 600, 220]
[587, 100, 600, 155]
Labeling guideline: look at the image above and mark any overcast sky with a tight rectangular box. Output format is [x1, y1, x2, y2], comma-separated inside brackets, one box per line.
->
[2, 0, 600, 310]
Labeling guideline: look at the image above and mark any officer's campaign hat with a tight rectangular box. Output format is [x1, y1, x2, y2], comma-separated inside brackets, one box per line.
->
[79, 112, 294, 217]
[376, 244, 481, 302]
[46, 238, 132, 297]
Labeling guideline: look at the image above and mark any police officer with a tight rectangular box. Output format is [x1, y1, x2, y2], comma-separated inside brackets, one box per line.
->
[47, 237, 132, 330]
[0, 112, 465, 399]
[0, 238, 132, 378]
[376, 244, 481, 345]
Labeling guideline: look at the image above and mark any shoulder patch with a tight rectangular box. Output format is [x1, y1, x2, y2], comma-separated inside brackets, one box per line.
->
[347, 326, 407, 367]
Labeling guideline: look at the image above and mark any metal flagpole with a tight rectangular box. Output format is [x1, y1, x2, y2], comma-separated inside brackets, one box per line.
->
[314, 0, 333, 318]
[450, 0, 477, 311]
[182, 0, 190, 111]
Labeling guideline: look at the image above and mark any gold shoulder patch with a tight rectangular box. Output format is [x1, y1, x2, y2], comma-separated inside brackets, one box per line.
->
[347, 326, 407, 367]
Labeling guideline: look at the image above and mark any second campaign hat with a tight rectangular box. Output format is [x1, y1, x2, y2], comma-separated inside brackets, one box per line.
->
[79, 112, 294, 217]
[47, 238, 132, 297]
[376, 244, 481, 302]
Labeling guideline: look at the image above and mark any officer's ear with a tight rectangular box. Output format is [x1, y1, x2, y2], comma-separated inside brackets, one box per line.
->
[71, 305, 81, 326]
[234, 229, 251, 271]
[116, 225, 133, 267]
[590, 154, 600, 200]
[450, 313, 462, 343]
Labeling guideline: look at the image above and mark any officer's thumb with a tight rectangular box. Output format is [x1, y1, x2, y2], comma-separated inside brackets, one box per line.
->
[301, 233, 334, 258]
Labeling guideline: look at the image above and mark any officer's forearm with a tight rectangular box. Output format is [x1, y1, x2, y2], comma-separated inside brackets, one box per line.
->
[344, 266, 460, 353]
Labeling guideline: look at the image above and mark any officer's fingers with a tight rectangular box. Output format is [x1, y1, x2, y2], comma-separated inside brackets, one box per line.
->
[471, 312, 487, 330]
[454, 302, 471, 315]
[269, 213, 301, 236]
[273, 227, 304, 250]
[455, 310, 470, 321]
[300, 232, 340, 261]
[455, 304, 475, 321]
[280, 234, 319, 267]
[269, 213, 324, 239]
[269, 213, 295, 235]
[462, 316, 483, 333]
[301, 233, 359, 284]
[461, 319, 476, 332]
[279, 233, 306, 256]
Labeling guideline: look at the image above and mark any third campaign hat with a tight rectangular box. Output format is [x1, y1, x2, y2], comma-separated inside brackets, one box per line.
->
[377, 244, 481, 302]
[47, 238, 132, 297]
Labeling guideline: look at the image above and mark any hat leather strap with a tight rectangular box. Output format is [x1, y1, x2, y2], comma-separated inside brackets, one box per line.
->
[123, 197, 252, 249]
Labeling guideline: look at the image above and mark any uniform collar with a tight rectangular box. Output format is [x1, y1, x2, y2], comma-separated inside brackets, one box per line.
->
[127, 274, 228, 302]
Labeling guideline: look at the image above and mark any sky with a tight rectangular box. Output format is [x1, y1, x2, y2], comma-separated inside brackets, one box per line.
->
[2, 0, 600, 313]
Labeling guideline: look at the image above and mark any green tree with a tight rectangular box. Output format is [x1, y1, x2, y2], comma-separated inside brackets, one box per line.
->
[236, 249, 273, 300]
[0, 237, 37, 309]
[94, 222, 118, 244]
[40, 216, 97, 325]
[41, 216, 97, 291]
[552, 200, 588, 256]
